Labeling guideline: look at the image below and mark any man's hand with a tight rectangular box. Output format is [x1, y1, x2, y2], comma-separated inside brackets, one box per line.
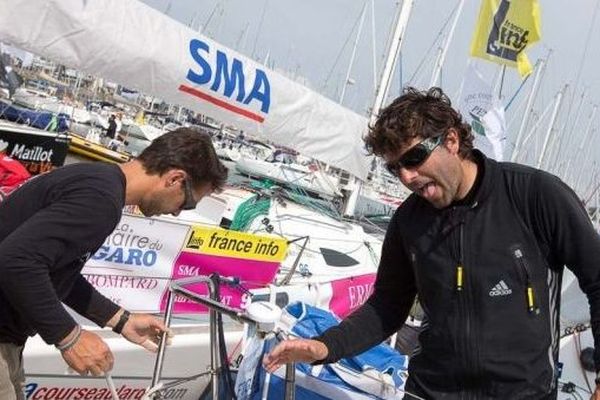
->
[60, 329, 113, 376]
[262, 338, 329, 373]
[591, 384, 600, 400]
[120, 313, 172, 352]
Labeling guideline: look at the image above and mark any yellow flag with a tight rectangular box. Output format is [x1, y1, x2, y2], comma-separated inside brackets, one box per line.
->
[470, 0, 541, 77]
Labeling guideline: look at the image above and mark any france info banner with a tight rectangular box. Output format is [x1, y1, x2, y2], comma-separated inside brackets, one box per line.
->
[82, 213, 288, 314]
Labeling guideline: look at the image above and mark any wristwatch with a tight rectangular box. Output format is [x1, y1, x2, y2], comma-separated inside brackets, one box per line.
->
[112, 310, 131, 334]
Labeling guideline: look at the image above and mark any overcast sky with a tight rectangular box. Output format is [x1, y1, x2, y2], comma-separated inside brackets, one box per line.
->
[141, 0, 599, 197]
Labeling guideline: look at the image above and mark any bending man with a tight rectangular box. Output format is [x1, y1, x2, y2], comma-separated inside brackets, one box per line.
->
[0, 127, 228, 399]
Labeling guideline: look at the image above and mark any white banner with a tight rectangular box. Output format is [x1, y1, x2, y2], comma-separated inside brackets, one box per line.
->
[83, 215, 190, 311]
[458, 61, 506, 160]
[82, 213, 288, 314]
[0, 0, 371, 179]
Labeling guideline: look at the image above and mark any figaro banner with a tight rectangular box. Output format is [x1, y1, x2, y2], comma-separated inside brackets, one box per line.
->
[82, 214, 288, 314]
[470, 0, 541, 77]
[0, 0, 371, 179]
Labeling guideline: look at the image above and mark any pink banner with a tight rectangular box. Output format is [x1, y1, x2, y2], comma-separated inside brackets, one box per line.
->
[328, 273, 376, 318]
[160, 251, 280, 313]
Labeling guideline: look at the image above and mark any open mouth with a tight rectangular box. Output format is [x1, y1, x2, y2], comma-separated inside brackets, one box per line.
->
[417, 182, 436, 198]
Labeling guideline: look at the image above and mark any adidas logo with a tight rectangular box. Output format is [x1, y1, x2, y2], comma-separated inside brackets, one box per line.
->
[489, 280, 512, 296]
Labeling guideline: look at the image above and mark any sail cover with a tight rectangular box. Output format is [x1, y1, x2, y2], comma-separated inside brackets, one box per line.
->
[0, 0, 372, 179]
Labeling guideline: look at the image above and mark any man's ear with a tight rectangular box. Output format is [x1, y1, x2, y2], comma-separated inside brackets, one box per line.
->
[445, 128, 460, 155]
[163, 169, 186, 187]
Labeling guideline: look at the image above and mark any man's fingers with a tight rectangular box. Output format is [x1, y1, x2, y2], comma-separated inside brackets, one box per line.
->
[71, 365, 87, 375]
[89, 365, 104, 377]
[263, 346, 292, 372]
[147, 317, 168, 333]
[262, 339, 327, 373]
[263, 354, 285, 373]
[141, 338, 159, 352]
[154, 332, 173, 346]
[266, 341, 288, 360]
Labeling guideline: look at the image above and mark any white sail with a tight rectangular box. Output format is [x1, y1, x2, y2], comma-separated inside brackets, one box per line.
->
[0, 0, 372, 179]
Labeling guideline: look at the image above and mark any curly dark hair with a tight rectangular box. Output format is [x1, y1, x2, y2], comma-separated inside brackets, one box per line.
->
[364, 86, 474, 159]
[138, 127, 228, 192]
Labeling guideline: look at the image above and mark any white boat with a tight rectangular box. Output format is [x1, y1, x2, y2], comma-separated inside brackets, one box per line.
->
[23, 318, 243, 400]
[235, 157, 342, 199]
[0, 0, 402, 398]
[121, 122, 164, 141]
[0, 0, 394, 399]
[11, 87, 58, 110]
[555, 269, 596, 399]
[88, 112, 110, 129]
[42, 102, 92, 125]
[558, 327, 595, 399]
[21, 182, 382, 397]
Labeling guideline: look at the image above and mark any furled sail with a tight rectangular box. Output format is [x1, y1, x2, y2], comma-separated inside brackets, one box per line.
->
[0, 0, 372, 179]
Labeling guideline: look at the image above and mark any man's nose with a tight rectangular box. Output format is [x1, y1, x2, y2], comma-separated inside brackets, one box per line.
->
[398, 166, 420, 185]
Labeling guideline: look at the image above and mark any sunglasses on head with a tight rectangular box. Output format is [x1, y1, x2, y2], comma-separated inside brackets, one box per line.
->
[385, 135, 444, 174]
[180, 179, 197, 211]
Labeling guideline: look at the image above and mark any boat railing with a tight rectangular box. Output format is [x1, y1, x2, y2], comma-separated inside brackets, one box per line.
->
[145, 273, 296, 400]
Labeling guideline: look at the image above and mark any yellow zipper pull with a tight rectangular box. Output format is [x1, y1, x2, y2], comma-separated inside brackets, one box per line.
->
[527, 285, 535, 313]
[456, 264, 464, 292]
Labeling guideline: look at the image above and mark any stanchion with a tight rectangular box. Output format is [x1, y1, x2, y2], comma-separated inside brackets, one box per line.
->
[146, 274, 294, 399]
[284, 362, 296, 400]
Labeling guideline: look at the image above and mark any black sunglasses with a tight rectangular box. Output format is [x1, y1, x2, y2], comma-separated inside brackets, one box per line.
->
[180, 179, 197, 211]
[385, 135, 444, 174]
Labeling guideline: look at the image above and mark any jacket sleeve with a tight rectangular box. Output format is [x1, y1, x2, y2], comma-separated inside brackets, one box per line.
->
[0, 188, 121, 344]
[314, 213, 417, 363]
[531, 171, 600, 369]
[63, 275, 121, 327]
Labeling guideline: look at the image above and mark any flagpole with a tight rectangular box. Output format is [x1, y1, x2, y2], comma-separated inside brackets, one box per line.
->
[504, 73, 530, 111]
[497, 65, 506, 100]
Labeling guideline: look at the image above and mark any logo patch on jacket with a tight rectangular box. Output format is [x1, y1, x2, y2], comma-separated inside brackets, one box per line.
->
[489, 280, 512, 296]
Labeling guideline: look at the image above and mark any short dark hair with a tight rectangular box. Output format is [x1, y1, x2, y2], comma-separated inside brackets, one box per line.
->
[138, 127, 228, 192]
[364, 86, 474, 159]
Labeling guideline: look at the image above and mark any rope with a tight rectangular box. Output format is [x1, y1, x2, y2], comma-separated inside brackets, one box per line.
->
[229, 194, 271, 232]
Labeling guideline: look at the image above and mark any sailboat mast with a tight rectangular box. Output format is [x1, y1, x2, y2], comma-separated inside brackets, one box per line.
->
[340, 1, 368, 105]
[536, 84, 567, 169]
[370, 0, 378, 93]
[429, 0, 465, 88]
[343, 0, 414, 217]
[511, 58, 545, 162]
[548, 89, 587, 174]
[370, 0, 414, 123]
[573, 105, 599, 191]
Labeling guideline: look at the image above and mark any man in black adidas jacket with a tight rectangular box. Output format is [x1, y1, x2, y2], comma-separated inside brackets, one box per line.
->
[264, 87, 600, 399]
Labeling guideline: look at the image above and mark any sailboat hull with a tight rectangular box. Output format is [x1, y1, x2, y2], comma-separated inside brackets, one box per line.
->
[23, 321, 244, 400]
